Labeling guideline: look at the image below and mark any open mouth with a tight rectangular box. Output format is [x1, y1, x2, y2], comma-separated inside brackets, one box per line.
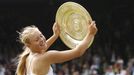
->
[40, 43, 45, 46]
[40, 42, 47, 48]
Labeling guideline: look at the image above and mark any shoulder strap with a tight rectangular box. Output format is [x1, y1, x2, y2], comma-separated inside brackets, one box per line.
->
[26, 54, 37, 74]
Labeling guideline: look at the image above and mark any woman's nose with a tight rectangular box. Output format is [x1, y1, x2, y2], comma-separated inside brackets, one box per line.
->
[41, 37, 46, 43]
[40, 37, 44, 42]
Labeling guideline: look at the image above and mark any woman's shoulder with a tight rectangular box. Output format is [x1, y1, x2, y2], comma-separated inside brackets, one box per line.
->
[34, 52, 53, 64]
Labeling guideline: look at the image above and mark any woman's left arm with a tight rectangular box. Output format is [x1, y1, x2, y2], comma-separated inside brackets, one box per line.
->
[46, 22, 60, 49]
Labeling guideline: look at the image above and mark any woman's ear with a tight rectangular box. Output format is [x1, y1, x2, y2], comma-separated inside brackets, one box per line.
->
[25, 43, 30, 48]
[25, 38, 31, 48]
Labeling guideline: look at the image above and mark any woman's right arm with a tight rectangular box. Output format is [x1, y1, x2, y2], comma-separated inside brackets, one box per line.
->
[44, 21, 97, 64]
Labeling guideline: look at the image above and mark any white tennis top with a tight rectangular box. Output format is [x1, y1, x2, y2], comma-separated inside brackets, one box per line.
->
[26, 54, 53, 75]
[26, 66, 53, 75]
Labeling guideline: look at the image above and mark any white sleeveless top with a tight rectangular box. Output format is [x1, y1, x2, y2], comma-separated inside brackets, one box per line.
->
[46, 66, 53, 75]
[26, 54, 53, 75]
[26, 66, 53, 75]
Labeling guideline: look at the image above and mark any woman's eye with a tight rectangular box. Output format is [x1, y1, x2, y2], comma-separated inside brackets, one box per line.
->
[35, 39, 38, 41]
[35, 38, 39, 41]
[40, 35, 43, 38]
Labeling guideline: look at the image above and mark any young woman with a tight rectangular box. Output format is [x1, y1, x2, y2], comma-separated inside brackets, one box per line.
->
[16, 21, 97, 75]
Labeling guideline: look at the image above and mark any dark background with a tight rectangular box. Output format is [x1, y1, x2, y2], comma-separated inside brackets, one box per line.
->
[0, 0, 133, 64]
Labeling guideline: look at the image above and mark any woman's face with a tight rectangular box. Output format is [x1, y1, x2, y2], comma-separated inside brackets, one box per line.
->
[28, 29, 47, 53]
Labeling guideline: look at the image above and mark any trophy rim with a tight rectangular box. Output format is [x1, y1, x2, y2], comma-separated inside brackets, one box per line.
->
[56, 2, 94, 48]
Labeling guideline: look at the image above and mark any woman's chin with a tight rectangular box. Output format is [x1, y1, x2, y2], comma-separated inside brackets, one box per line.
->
[41, 44, 47, 50]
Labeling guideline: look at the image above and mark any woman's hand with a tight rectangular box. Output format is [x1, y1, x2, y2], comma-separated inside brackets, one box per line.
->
[88, 21, 98, 35]
[52, 22, 60, 36]
[45, 22, 60, 49]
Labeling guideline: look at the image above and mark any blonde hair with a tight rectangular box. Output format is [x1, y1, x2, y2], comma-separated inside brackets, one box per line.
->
[16, 25, 38, 75]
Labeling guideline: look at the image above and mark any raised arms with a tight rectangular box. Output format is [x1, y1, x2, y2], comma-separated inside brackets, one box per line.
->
[45, 21, 97, 64]
[45, 22, 60, 50]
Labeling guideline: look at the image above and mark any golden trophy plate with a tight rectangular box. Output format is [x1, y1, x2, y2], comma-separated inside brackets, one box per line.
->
[56, 2, 94, 48]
